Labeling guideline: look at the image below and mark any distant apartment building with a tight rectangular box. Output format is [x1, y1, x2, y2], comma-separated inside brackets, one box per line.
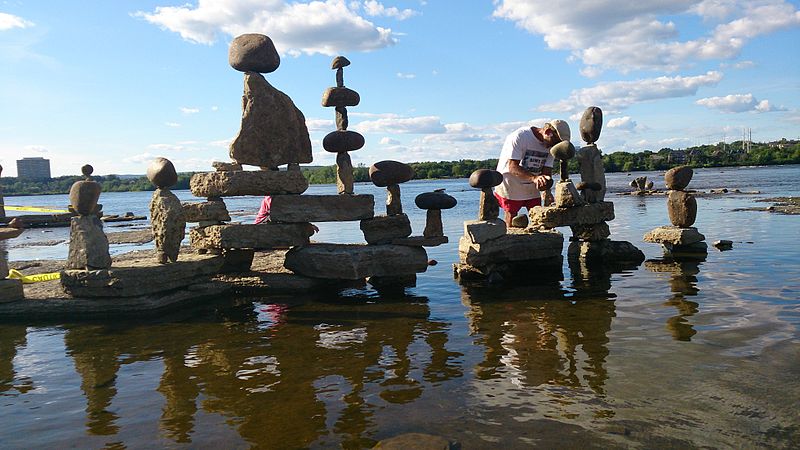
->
[16, 157, 52, 180]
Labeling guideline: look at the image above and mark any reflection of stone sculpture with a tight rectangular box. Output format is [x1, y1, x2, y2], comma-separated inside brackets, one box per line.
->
[66, 165, 111, 270]
[644, 166, 707, 256]
[148, 158, 186, 263]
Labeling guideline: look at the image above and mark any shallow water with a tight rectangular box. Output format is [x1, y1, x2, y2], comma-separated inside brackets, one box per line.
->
[2, 165, 799, 448]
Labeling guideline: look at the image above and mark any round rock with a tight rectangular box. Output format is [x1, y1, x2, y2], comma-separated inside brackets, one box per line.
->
[668, 190, 697, 227]
[469, 169, 503, 189]
[550, 140, 576, 160]
[580, 106, 603, 144]
[415, 191, 457, 210]
[81, 164, 94, 178]
[322, 87, 360, 107]
[331, 56, 350, 69]
[322, 130, 365, 153]
[369, 161, 414, 187]
[147, 157, 178, 188]
[69, 180, 101, 215]
[228, 34, 280, 73]
[665, 166, 693, 190]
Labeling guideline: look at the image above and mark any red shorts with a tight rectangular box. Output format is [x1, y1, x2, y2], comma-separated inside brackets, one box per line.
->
[494, 192, 541, 215]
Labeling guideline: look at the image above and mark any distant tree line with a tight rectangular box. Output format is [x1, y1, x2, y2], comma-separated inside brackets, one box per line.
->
[2, 141, 798, 195]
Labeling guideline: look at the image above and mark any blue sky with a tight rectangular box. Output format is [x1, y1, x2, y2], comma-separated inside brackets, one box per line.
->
[1, 0, 798, 176]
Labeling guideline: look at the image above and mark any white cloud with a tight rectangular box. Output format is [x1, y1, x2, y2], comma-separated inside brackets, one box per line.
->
[353, 115, 446, 133]
[180, 106, 200, 114]
[696, 93, 787, 113]
[540, 71, 723, 114]
[362, 1, 419, 20]
[136, 0, 399, 56]
[0, 12, 33, 30]
[493, 0, 800, 74]
[607, 116, 638, 130]
[165, 122, 181, 127]
[123, 152, 157, 164]
[396, 72, 416, 79]
[305, 118, 335, 132]
[379, 137, 400, 145]
[23, 145, 49, 154]
[211, 105, 219, 111]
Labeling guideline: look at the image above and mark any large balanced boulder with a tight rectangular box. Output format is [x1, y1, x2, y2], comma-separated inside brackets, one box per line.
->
[369, 161, 414, 187]
[228, 33, 280, 73]
[190, 170, 308, 197]
[150, 188, 185, 263]
[580, 106, 603, 144]
[146, 157, 178, 189]
[469, 169, 503, 188]
[190, 223, 315, 249]
[667, 190, 697, 227]
[66, 216, 111, 270]
[644, 226, 705, 246]
[550, 140, 576, 160]
[459, 228, 563, 267]
[321, 87, 360, 107]
[322, 130, 365, 153]
[360, 214, 412, 244]
[665, 166, 693, 190]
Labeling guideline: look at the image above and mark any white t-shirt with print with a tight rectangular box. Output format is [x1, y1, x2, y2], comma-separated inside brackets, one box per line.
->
[494, 127, 554, 200]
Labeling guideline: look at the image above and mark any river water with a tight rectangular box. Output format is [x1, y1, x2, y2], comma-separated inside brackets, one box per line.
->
[2, 165, 799, 448]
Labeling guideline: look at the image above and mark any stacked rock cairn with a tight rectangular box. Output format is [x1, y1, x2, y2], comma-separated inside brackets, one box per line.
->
[147, 157, 186, 264]
[529, 107, 645, 266]
[0, 216, 25, 302]
[453, 169, 564, 283]
[643, 166, 707, 256]
[0, 164, 5, 220]
[65, 165, 112, 270]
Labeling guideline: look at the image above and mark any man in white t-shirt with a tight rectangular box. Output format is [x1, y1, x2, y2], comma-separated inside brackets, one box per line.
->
[494, 120, 571, 226]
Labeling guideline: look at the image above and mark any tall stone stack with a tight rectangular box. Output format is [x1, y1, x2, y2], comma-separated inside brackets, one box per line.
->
[0, 219, 25, 302]
[0, 165, 5, 219]
[529, 107, 645, 266]
[643, 166, 707, 256]
[454, 169, 564, 283]
[147, 158, 186, 264]
[65, 165, 112, 270]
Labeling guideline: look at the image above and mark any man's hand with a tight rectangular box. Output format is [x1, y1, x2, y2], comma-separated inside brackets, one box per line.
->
[532, 175, 551, 190]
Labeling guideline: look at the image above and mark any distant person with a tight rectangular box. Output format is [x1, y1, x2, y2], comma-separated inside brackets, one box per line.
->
[254, 196, 272, 224]
[494, 120, 570, 226]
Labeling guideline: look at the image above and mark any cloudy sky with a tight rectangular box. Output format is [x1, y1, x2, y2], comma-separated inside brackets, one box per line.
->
[1, 0, 798, 176]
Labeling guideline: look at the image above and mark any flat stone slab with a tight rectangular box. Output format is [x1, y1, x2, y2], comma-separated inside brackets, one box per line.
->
[182, 200, 231, 222]
[567, 240, 645, 264]
[643, 226, 705, 246]
[463, 219, 506, 244]
[0, 279, 24, 303]
[190, 223, 315, 250]
[284, 243, 428, 280]
[60, 253, 224, 298]
[529, 202, 614, 228]
[360, 214, 412, 244]
[459, 228, 564, 267]
[392, 235, 448, 247]
[270, 194, 374, 223]
[190, 170, 308, 197]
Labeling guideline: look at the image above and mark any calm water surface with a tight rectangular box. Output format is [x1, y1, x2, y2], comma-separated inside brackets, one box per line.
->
[2, 165, 799, 448]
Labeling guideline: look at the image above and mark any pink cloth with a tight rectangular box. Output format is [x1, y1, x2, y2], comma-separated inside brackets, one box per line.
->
[255, 196, 272, 224]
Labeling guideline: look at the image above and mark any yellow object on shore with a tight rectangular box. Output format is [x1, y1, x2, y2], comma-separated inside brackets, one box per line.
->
[5, 205, 69, 213]
[7, 269, 61, 284]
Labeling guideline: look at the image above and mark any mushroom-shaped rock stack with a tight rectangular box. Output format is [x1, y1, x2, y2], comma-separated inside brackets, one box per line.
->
[644, 166, 707, 257]
[147, 157, 186, 264]
[321, 56, 365, 195]
[358, 161, 415, 245]
[65, 164, 111, 270]
[0, 218, 25, 302]
[469, 169, 503, 220]
[550, 140, 584, 208]
[416, 191, 457, 238]
[576, 106, 607, 203]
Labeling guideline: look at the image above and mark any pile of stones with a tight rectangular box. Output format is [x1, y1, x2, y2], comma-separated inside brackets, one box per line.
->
[643, 166, 707, 256]
[630, 176, 654, 193]
[0, 218, 25, 302]
[530, 107, 645, 266]
[454, 169, 564, 283]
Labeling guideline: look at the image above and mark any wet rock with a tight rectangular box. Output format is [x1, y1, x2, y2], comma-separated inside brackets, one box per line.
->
[567, 240, 644, 264]
[369, 161, 414, 187]
[285, 244, 428, 280]
[321, 86, 360, 107]
[182, 200, 231, 223]
[190, 170, 308, 197]
[580, 106, 603, 144]
[190, 223, 315, 250]
[643, 226, 705, 246]
[570, 222, 610, 241]
[373, 433, 457, 450]
[468, 169, 503, 188]
[146, 157, 178, 189]
[713, 239, 733, 250]
[229, 73, 312, 168]
[665, 166, 693, 190]
[529, 202, 615, 228]
[667, 190, 697, 227]
[150, 188, 186, 263]
[220, 248, 255, 273]
[463, 219, 506, 244]
[323, 130, 365, 153]
[459, 228, 563, 267]
[228, 34, 280, 73]
[66, 215, 111, 270]
[269, 194, 374, 222]
[360, 214, 412, 244]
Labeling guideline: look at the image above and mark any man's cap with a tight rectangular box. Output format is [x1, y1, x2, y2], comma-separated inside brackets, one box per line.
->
[547, 119, 571, 142]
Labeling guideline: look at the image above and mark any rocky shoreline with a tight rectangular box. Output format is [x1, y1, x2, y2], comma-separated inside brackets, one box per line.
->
[733, 197, 800, 215]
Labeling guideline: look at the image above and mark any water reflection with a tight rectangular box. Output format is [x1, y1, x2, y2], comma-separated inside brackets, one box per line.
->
[58, 294, 463, 447]
[644, 256, 705, 341]
[0, 325, 32, 396]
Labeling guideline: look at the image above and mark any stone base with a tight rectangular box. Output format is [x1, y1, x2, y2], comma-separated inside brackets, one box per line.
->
[570, 222, 610, 241]
[182, 200, 231, 223]
[60, 253, 224, 297]
[284, 244, 428, 280]
[663, 241, 708, 258]
[190, 223, 315, 249]
[643, 226, 705, 246]
[529, 202, 614, 228]
[567, 240, 645, 265]
[269, 194, 374, 222]
[463, 219, 506, 244]
[0, 278, 24, 303]
[220, 248, 255, 273]
[360, 214, 412, 244]
[189, 170, 309, 197]
[392, 235, 448, 247]
[458, 228, 563, 267]
[555, 181, 584, 207]
[453, 255, 563, 284]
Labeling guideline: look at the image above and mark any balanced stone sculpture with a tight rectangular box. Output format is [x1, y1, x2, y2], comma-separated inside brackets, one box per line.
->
[228, 33, 312, 169]
[66, 165, 111, 270]
[321, 56, 365, 194]
[550, 141, 583, 207]
[0, 218, 24, 302]
[469, 169, 503, 220]
[369, 161, 414, 216]
[415, 190, 457, 237]
[0, 164, 5, 219]
[576, 106, 607, 203]
[644, 166, 706, 255]
[148, 157, 186, 263]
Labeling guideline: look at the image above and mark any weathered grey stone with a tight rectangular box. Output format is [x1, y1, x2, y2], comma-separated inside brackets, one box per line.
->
[529, 202, 614, 228]
[392, 235, 448, 247]
[69, 179, 101, 215]
[61, 252, 224, 297]
[713, 239, 733, 250]
[323, 130, 364, 153]
[336, 152, 354, 194]
[423, 209, 443, 237]
[182, 200, 231, 223]
[150, 188, 186, 263]
[554, 181, 585, 207]
[479, 188, 500, 220]
[580, 106, 603, 144]
[0, 242, 7, 279]
[643, 226, 705, 246]
[66, 215, 111, 270]
[567, 240, 644, 264]
[665, 166, 693, 190]
[550, 140, 576, 160]
[321, 86, 360, 107]
[269, 194, 374, 222]
[576, 144, 606, 203]
[369, 161, 414, 187]
[511, 214, 529, 228]
[668, 190, 698, 227]
[190, 170, 308, 197]
[146, 157, 178, 189]
[228, 34, 280, 73]
[212, 161, 242, 172]
[284, 244, 428, 280]
[386, 184, 403, 216]
[220, 248, 255, 273]
[331, 55, 350, 69]
[464, 219, 506, 244]
[190, 223, 315, 250]
[469, 169, 503, 188]
[0, 279, 23, 303]
[229, 73, 312, 168]
[373, 433, 456, 450]
[416, 191, 457, 210]
[360, 214, 412, 244]
[459, 228, 564, 267]
[570, 222, 610, 241]
[631, 176, 648, 190]
[664, 241, 708, 256]
[335, 106, 348, 130]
